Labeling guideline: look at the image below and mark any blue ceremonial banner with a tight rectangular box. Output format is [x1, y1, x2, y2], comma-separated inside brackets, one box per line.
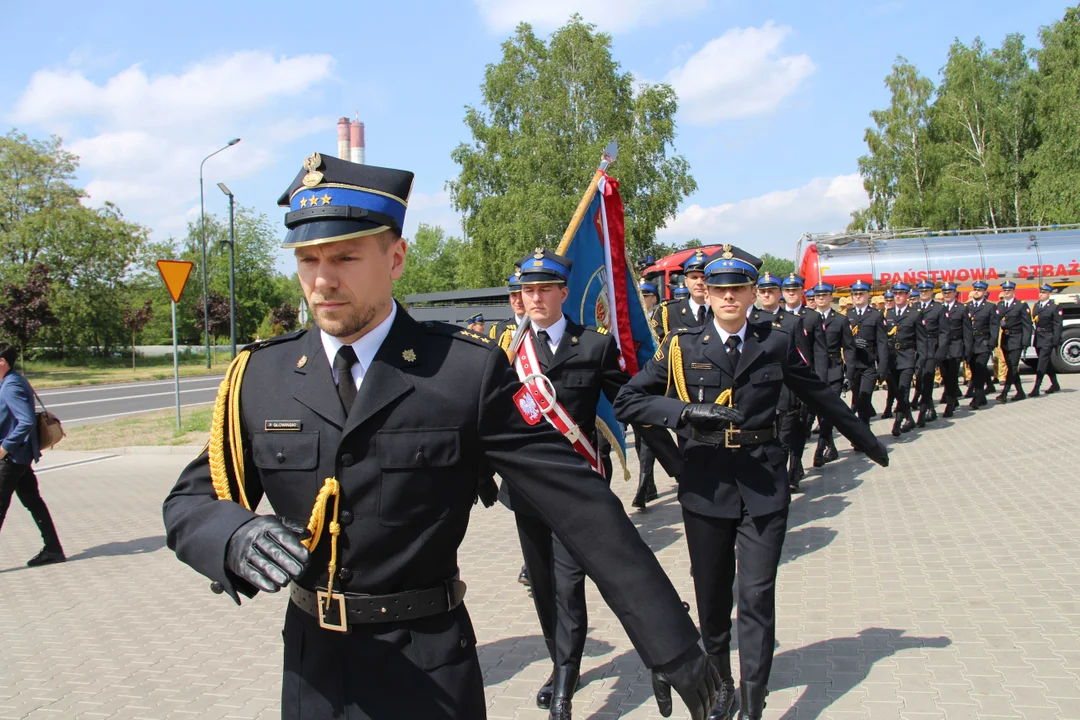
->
[561, 175, 656, 480]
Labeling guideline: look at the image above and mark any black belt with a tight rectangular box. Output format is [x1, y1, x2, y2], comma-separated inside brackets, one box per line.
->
[290, 577, 466, 632]
[894, 341, 914, 350]
[950, 332, 963, 340]
[691, 425, 776, 448]
[973, 332, 988, 338]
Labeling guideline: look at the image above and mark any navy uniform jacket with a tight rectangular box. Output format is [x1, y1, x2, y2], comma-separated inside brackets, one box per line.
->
[844, 306, 889, 379]
[1032, 300, 1063, 349]
[162, 307, 696, 668]
[915, 301, 944, 368]
[664, 298, 710, 333]
[808, 309, 849, 384]
[754, 307, 813, 412]
[498, 319, 628, 509]
[885, 306, 920, 371]
[613, 320, 879, 519]
[995, 300, 1033, 351]
[966, 300, 999, 355]
[936, 302, 972, 361]
[488, 318, 519, 346]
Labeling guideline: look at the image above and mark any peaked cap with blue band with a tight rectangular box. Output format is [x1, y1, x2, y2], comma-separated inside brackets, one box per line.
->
[467, 313, 485, 324]
[892, 282, 911, 293]
[1001, 280, 1017, 290]
[756, 271, 780, 289]
[277, 153, 413, 249]
[883, 289, 894, 298]
[805, 288, 816, 298]
[507, 266, 523, 292]
[782, 273, 804, 289]
[703, 244, 763, 287]
[941, 282, 958, 292]
[1040, 282, 1054, 292]
[813, 282, 834, 294]
[639, 280, 659, 296]
[916, 280, 935, 291]
[850, 279, 871, 292]
[972, 280, 988, 290]
[517, 248, 573, 285]
[673, 284, 690, 298]
[681, 248, 713, 274]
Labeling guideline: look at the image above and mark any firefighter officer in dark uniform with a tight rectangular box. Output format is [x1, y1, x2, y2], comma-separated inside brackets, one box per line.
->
[634, 280, 662, 509]
[1030, 282, 1063, 396]
[914, 280, 943, 426]
[162, 154, 720, 720]
[935, 282, 971, 417]
[656, 249, 713, 336]
[884, 283, 919, 435]
[489, 267, 526, 347]
[880, 289, 897, 419]
[965, 280, 998, 409]
[614, 248, 888, 720]
[844, 280, 889, 426]
[807, 283, 847, 466]
[995, 280, 1032, 403]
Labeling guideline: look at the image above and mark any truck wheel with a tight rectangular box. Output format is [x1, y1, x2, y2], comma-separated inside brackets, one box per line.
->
[1053, 327, 1080, 374]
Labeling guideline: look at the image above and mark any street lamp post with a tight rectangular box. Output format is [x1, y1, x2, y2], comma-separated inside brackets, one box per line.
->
[199, 138, 240, 368]
[217, 182, 237, 359]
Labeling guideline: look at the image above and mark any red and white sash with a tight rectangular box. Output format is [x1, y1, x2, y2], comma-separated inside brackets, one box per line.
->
[511, 330, 602, 476]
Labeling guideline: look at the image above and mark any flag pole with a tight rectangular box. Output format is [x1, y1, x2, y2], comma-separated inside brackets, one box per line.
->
[556, 140, 618, 256]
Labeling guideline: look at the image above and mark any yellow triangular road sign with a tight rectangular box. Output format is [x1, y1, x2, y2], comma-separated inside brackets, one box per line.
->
[157, 260, 194, 303]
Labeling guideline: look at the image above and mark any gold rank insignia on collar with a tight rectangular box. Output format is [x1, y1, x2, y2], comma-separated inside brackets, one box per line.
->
[402, 349, 417, 362]
[302, 152, 324, 187]
[297, 354, 308, 368]
[571, 336, 579, 344]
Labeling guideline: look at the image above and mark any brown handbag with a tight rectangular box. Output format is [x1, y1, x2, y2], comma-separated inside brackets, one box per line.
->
[30, 386, 65, 451]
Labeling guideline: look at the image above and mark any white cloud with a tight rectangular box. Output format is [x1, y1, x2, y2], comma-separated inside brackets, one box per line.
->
[403, 189, 464, 239]
[665, 21, 815, 124]
[658, 174, 867, 257]
[8, 51, 336, 238]
[473, 0, 705, 34]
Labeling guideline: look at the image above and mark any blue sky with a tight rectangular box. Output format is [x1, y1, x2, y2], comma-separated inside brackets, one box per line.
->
[2, 0, 1070, 270]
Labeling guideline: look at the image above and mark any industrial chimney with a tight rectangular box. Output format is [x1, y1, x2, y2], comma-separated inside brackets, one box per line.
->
[336, 117, 351, 160]
[350, 112, 365, 165]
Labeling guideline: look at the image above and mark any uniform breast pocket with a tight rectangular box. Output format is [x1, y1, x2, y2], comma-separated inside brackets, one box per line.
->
[251, 432, 320, 508]
[376, 428, 461, 527]
[749, 363, 782, 387]
[561, 370, 596, 388]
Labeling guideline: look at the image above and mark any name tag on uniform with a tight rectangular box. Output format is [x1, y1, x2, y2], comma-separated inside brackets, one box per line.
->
[690, 363, 713, 370]
[265, 420, 302, 432]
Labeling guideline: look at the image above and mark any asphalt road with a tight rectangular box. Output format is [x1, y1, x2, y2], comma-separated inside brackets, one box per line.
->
[36, 375, 224, 427]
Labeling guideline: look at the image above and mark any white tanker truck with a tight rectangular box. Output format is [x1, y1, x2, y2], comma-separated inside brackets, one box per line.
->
[796, 225, 1080, 374]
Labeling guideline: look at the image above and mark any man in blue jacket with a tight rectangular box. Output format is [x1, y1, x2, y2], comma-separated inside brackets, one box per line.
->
[0, 343, 65, 567]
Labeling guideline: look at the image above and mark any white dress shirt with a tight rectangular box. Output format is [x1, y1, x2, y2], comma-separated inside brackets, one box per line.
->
[712, 318, 748, 352]
[688, 298, 707, 322]
[321, 302, 398, 392]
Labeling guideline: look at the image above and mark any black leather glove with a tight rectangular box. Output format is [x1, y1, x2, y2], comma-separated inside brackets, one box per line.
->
[225, 516, 310, 593]
[854, 337, 869, 350]
[678, 403, 745, 430]
[652, 645, 720, 719]
[865, 440, 889, 468]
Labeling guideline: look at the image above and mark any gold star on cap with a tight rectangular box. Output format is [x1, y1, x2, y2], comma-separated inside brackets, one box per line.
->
[297, 355, 308, 368]
[300, 197, 309, 208]
[402, 349, 417, 362]
[321, 194, 332, 206]
[302, 152, 324, 187]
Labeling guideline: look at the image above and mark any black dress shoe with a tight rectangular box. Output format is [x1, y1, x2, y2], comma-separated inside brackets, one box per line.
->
[1011, 392, 1026, 401]
[707, 654, 737, 720]
[901, 418, 916, 433]
[631, 491, 647, 510]
[549, 666, 579, 720]
[891, 418, 902, 437]
[812, 450, 825, 468]
[823, 445, 839, 463]
[1030, 389, 1041, 397]
[536, 673, 555, 709]
[1047, 383, 1061, 394]
[27, 548, 66, 567]
[881, 409, 894, 420]
[996, 392, 1008, 403]
[518, 567, 530, 586]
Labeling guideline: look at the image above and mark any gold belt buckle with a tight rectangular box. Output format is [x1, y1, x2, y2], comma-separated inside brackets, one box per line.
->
[724, 428, 741, 449]
[316, 590, 348, 633]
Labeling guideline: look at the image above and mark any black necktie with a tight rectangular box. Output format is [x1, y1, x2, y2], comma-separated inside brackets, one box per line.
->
[696, 305, 706, 324]
[535, 329, 554, 366]
[333, 345, 358, 414]
[725, 335, 741, 369]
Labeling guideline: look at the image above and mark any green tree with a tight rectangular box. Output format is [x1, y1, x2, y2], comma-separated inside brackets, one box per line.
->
[855, 57, 938, 230]
[0, 263, 57, 365]
[759, 253, 795, 279]
[1030, 7, 1080, 223]
[449, 16, 696, 287]
[395, 223, 465, 300]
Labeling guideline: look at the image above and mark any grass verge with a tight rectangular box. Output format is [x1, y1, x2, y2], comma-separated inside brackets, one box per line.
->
[59, 405, 214, 451]
[25, 364, 224, 390]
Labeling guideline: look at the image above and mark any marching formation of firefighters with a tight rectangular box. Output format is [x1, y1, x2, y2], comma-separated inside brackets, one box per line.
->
[161, 154, 1065, 720]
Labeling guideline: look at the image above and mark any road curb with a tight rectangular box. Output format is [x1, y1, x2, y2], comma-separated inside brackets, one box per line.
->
[92, 445, 205, 456]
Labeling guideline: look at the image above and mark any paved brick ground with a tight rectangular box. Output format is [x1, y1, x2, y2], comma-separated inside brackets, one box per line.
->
[2, 372, 1079, 719]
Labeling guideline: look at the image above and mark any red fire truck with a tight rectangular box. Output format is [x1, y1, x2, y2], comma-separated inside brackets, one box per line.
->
[796, 226, 1080, 373]
[639, 245, 727, 299]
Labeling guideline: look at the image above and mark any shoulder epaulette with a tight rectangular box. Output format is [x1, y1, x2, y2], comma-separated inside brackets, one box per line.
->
[592, 325, 609, 335]
[241, 328, 306, 353]
[421, 320, 493, 347]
